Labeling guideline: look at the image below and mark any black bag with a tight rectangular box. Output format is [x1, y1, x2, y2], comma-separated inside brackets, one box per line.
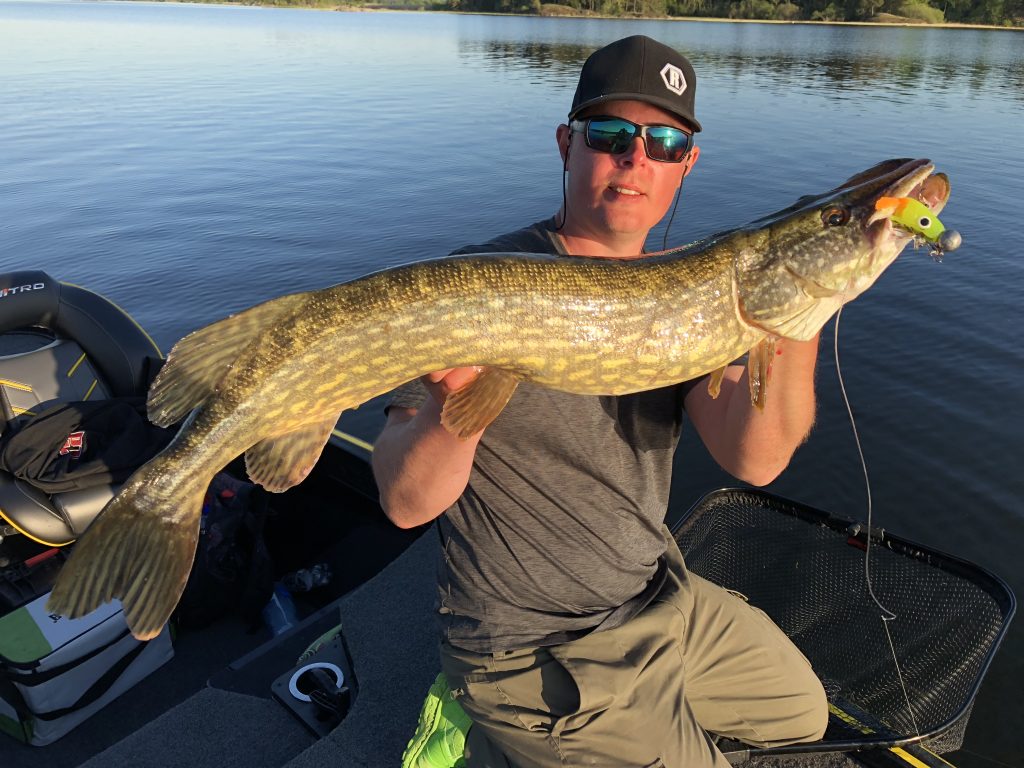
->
[0, 398, 173, 493]
[174, 473, 274, 631]
[0, 548, 66, 613]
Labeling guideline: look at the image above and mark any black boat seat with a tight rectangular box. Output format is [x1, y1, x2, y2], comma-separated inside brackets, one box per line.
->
[1, 336, 113, 410]
[0, 481, 116, 547]
[0, 271, 163, 547]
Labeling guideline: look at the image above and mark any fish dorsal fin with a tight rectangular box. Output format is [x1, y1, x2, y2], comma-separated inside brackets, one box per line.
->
[746, 337, 776, 411]
[147, 293, 308, 427]
[441, 368, 520, 439]
[706, 366, 728, 399]
[245, 416, 338, 493]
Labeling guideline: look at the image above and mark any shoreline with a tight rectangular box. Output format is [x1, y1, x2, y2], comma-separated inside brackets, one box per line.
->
[108, 0, 1023, 30]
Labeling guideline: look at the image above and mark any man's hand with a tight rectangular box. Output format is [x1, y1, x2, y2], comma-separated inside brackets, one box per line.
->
[422, 366, 483, 406]
[372, 366, 486, 529]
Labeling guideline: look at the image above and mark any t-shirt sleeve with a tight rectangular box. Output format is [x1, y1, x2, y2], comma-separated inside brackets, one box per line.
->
[449, 219, 562, 257]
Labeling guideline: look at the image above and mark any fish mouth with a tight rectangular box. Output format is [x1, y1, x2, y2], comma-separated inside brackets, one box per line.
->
[881, 160, 948, 212]
[864, 160, 950, 250]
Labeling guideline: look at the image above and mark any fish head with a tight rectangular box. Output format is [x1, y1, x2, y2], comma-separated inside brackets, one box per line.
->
[732, 158, 950, 340]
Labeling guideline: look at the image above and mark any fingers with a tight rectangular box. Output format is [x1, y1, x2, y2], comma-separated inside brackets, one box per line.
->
[421, 366, 483, 405]
[444, 366, 484, 392]
[424, 369, 452, 384]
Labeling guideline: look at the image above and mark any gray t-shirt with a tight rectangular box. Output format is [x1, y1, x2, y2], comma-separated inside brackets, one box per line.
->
[388, 219, 698, 653]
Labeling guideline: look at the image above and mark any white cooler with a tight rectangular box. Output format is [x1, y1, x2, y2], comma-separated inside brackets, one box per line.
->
[0, 592, 173, 745]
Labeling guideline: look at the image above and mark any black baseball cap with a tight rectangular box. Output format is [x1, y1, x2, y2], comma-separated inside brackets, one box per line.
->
[569, 35, 701, 133]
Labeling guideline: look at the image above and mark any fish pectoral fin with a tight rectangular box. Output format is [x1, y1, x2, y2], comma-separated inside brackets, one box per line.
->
[47, 473, 203, 641]
[746, 337, 776, 411]
[441, 368, 520, 439]
[147, 292, 309, 427]
[245, 417, 337, 493]
[706, 366, 728, 399]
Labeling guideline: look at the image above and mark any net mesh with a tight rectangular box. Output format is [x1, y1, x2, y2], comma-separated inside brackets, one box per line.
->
[673, 489, 1013, 755]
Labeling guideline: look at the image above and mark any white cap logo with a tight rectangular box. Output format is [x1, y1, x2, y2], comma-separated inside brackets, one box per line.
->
[660, 63, 687, 96]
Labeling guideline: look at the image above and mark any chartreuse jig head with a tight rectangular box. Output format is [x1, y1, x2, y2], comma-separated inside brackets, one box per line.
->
[875, 196, 962, 260]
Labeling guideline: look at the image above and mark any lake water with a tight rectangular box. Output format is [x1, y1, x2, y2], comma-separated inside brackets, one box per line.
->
[1, 2, 1022, 764]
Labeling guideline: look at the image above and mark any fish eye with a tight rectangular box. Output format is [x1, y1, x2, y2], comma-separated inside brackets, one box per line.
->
[821, 205, 850, 227]
[919, 217, 931, 227]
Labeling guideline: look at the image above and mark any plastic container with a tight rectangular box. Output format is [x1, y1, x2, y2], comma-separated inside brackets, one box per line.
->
[261, 583, 299, 636]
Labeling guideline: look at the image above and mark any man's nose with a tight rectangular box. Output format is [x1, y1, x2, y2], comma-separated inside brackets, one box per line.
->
[617, 137, 648, 165]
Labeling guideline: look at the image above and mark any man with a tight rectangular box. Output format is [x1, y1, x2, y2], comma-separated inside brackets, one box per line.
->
[373, 35, 828, 768]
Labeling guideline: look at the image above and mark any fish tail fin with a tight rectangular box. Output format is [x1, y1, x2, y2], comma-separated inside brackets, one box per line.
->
[47, 462, 208, 641]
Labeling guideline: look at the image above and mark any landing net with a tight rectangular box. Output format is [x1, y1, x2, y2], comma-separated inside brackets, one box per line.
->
[673, 488, 1015, 756]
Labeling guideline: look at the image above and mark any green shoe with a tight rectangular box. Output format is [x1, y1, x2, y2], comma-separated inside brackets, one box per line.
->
[401, 672, 473, 768]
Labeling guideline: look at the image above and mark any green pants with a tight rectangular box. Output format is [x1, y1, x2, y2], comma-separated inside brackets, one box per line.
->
[440, 531, 827, 767]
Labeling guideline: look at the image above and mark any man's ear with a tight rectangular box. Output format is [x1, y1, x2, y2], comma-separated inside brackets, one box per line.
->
[556, 123, 572, 168]
[682, 145, 700, 179]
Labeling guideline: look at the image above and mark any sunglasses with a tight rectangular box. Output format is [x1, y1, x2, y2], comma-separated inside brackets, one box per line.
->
[569, 116, 693, 163]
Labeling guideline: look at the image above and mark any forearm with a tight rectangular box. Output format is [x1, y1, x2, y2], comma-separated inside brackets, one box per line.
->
[690, 334, 820, 485]
[730, 335, 819, 483]
[372, 398, 483, 529]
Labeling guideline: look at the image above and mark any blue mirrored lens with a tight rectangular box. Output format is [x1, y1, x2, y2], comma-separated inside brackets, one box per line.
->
[645, 126, 690, 162]
[587, 118, 637, 154]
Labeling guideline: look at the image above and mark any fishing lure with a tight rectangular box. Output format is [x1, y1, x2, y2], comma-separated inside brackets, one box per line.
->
[875, 196, 962, 260]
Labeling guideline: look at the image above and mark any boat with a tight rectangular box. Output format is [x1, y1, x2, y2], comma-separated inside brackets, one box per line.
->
[0, 270, 1014, 768]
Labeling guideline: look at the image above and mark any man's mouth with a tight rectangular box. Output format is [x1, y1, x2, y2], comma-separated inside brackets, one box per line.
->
[609, 185, 643, 197]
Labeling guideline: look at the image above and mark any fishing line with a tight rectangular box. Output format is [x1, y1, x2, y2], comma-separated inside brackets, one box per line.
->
[555, 168, 568, 232]
[661, 176, 685, 251]
[833, 306, 921, 737]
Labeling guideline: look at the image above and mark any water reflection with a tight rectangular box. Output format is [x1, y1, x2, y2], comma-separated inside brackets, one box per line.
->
[462, 32, 1024, 104]
[458, 40, 589, 81]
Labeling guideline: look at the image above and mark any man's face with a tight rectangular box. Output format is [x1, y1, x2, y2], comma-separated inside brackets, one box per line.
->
[558, 100, 694, 250]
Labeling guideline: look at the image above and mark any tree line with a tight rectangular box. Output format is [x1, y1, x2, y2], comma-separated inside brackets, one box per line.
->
[363, 0, 1022, 26]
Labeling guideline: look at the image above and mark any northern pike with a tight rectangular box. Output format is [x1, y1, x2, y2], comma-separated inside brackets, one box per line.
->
[48, 158, 951, 640]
